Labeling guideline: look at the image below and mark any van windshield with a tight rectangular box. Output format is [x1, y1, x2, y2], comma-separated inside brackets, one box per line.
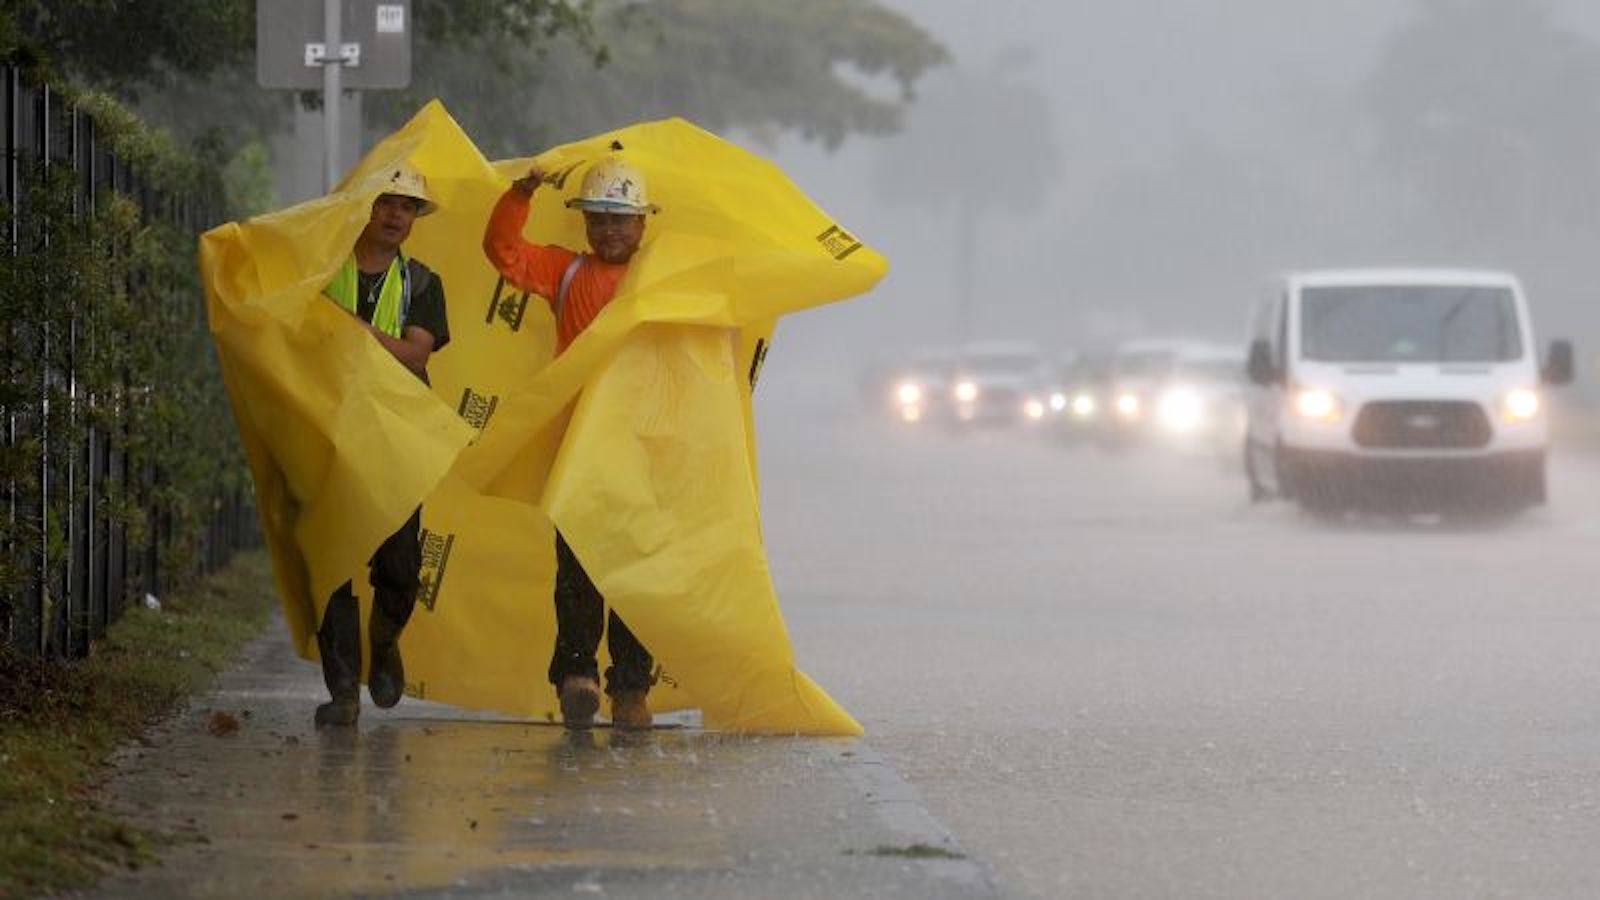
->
[1300, 285, 1522, 363]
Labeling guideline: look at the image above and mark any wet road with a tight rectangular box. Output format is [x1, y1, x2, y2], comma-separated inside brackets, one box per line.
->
[760, 382, 1600, 899]
[90, 377, 1600, 898]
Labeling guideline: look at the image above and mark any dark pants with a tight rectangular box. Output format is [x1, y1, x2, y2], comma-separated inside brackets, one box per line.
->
[548, 532, 654, 696]
[320, 508, 422, 662]
[364, 506, 423, 625]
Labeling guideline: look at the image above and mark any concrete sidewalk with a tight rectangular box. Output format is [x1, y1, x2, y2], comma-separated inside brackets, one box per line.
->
[86, 616, 992, 899]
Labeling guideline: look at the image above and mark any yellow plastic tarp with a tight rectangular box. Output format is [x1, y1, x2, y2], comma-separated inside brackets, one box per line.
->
[200, 101, 885, 734]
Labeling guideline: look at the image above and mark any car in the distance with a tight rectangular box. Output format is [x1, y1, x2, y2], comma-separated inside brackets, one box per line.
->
[1100, 338, 1221, 448]
[1147, 343, 1247, 459]
[863, 348, 959, 425]
[1047, 350, 1114, 441]
[949, 340, 1053, 428]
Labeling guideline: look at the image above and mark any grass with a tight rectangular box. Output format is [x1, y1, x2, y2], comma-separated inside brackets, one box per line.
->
[0, 550, 277, 898]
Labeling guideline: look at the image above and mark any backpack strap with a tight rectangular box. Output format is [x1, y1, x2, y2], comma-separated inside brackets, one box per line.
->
[555, 253, 586, 327]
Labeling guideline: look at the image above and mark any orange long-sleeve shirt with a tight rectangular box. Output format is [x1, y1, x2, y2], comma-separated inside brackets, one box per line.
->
[482, 189, 630, 355]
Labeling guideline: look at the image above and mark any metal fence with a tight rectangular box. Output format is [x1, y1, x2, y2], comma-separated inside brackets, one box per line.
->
[2, 65, 257, 660]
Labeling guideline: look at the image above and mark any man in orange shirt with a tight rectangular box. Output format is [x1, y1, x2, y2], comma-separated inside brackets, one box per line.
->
[482, 156, 661, 730]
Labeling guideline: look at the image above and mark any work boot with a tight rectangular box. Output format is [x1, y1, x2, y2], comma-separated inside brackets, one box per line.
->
[367, 605, 407, 709]
[558, 675, 601, 729]
[610, 690, 652, 731]
[315, 590, 361, 727]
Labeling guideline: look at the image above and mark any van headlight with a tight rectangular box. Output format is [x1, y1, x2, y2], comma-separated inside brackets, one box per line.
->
[1503, 387, 1541, 421]
[1293, 387, 1342, 422]
[954, 380, 979, 403]
[1071, 393, 1098, 418]
[1049, 391, 1068, 412]
[895, 381, 922, 406]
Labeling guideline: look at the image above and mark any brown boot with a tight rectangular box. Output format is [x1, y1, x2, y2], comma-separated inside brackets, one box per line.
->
[558, 675, 601, 729]
[610, 690, 652, 731]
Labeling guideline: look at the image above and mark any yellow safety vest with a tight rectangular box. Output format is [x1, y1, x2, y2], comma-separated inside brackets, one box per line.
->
[325, 254, 408, 337]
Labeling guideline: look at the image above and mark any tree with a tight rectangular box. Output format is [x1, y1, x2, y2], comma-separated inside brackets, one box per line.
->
[1362, 0, 1600, 253]
[7, 1, 945, 210]
[2, 1, 609, 214]
[870, 51, 1060, 340]
[0, 0, 602, 90]
[1, 0, 254, 86]
[367, 0, 948, 158]
[2, 1, 609, 147]
[4, 0, 945, 215]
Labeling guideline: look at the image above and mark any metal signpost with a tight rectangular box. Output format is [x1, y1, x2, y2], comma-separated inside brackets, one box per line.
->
[257, 0, 412, 191]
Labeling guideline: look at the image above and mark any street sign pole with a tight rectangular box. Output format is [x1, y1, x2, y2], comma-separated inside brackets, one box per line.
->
[322, 0, 342, 192]
[258, 0, 411, 200]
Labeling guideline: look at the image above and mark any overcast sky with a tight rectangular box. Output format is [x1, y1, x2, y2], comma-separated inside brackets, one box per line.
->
[763, 1, 1600, 384]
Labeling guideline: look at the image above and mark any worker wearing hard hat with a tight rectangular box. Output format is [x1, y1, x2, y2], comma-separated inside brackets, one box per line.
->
[314, 163, 452, 727]
[481, 155, 660, 730]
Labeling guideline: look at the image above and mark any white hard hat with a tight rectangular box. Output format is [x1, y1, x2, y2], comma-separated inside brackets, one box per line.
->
[378, 163, 437, 216]
[565, 157, 659, 215]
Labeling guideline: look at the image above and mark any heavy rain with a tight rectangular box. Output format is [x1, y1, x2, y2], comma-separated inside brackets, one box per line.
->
[6, 1, 1600, 898]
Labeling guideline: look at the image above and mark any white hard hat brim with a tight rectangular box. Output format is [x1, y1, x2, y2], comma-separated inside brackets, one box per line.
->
[565, 197, 659, 215]
[382, 190, 438, 216]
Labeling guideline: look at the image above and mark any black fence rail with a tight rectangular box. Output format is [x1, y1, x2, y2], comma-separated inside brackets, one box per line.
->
[1, 64, 257, 660]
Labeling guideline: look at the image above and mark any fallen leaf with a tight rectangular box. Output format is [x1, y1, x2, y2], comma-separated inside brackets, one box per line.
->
[206, 711, 240, 737]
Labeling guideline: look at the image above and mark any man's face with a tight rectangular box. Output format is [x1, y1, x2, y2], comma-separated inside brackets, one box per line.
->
[363, 193, 423, 248]
[584, 210, 646, 265]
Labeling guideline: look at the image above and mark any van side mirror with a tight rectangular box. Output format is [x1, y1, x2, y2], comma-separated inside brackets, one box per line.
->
[1543, 339, 1574, 386]
[1246, 339, 1279, 386]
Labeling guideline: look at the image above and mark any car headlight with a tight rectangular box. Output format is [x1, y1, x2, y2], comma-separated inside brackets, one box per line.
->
[1115, 392, 1140, 419]
[1071, 393, 1097, 418]
[1023, 398, 1046, 420]
[1049, 391, 1068, 412]
[1503, 387, 1541, 421]
[1293, 387, 1342, 422]
[895, 382, 922, 406]
[954, 380, 979, 403]
[1158, 387, 1205, 432]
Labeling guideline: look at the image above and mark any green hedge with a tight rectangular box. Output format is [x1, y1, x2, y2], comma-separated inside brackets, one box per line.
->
[0, 65, 254, 656]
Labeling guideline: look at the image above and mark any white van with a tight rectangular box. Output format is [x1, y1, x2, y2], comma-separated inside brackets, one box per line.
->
[1243, 269, 1573, 513]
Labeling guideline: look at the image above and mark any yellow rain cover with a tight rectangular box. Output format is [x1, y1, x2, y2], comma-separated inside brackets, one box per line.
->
[200, 101, 884, 734]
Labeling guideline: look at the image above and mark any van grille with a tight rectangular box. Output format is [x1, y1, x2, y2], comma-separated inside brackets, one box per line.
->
[1352, 401, 1492, 449]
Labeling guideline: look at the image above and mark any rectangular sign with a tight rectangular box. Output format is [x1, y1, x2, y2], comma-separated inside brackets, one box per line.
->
[376, 4, 405, 34]
[257, 0, 412, 90]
